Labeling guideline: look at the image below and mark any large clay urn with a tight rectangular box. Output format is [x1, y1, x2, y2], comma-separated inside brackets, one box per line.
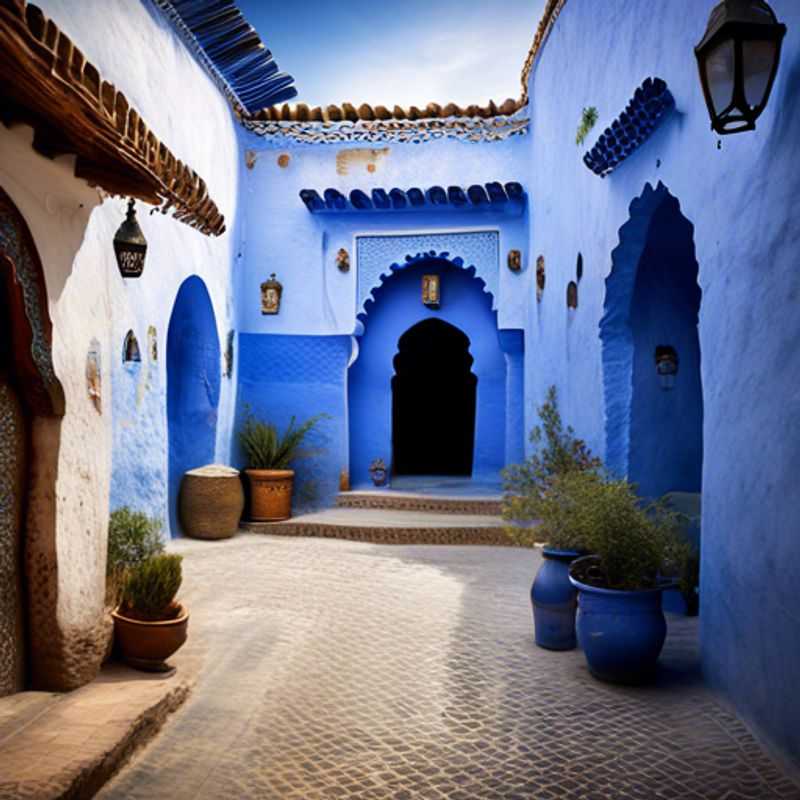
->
[245, 469, 294, 522]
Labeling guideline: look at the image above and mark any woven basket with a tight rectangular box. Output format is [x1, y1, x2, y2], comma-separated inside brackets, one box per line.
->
[180, 465, 244, 539]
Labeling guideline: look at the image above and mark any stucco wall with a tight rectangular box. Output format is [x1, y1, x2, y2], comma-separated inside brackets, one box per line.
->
[234, 132, 530, 501]
[237, 133, 530, 336]
[527, 0, 800, 770]
[0, 0, 240, 686]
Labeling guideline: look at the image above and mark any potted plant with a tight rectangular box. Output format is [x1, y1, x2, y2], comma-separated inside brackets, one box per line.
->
[369, 458, 388, 487]
[502, 386, 601, 650]
[564, 473, 692, 683]
[112, 553, 188, 672]
[238, 412, 326, 522]
[106, 507, 165, 608]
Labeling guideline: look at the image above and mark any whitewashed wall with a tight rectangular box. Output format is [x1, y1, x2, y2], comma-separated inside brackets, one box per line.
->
[0, 0, 240, 688]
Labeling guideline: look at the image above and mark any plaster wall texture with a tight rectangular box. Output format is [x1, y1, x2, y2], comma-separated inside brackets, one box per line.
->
[526, 0, 800, 769]
[237, 133, 531, 337]
[0, 0, 240, 685]
[36, 0, 241, 535]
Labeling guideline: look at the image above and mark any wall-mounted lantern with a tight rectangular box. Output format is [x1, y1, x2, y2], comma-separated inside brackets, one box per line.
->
[261, 273, 283, 315]
[695, 0, 786, 135]
[507, 249, 522, 272]
[114, 198, 147, 278]
[336, 248, 350, 272]
[422, 274, 440, 309]
[655, 346, 679, 390]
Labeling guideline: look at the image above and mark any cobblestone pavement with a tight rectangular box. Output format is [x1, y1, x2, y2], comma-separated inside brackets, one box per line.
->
[99, 534, 800, 800]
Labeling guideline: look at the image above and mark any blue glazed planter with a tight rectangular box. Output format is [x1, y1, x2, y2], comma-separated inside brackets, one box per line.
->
[569, 557, 667, 684]
[531, 548, 582, 651]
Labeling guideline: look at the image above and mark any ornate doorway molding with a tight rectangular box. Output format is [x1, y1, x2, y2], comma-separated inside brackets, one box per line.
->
[0, 186, 67, 691]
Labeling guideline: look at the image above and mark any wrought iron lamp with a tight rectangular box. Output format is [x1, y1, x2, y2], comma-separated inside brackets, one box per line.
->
[695, 0, 786, 135]
[113, 198, 147, 278]
[655, 346, 679, 391]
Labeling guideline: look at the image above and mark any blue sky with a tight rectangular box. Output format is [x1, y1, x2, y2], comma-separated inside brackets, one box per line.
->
[237, 0, 544, 108]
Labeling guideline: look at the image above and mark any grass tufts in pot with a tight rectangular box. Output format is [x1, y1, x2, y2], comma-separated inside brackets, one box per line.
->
[120, 554, 183, 621]
[239, 411, 328, 470]
[106, 507, 164, 607]
[502, 385, 601, 549]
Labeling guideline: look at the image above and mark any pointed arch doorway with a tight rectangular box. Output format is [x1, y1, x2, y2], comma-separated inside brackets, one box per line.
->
[392, 319, 477, 477]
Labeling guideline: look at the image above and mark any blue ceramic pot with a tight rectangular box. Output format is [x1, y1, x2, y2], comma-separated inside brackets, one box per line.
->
[569, 556, 667, 684]
[531, 548, 582, 651]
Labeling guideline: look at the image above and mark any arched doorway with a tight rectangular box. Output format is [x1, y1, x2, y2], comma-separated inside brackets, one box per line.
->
[601, 183, 703, 499]
[392, 319, 477, 476]
[348, 257, 507, 487]
[167, 277, 220, 537]
[0, 187, 64, 695]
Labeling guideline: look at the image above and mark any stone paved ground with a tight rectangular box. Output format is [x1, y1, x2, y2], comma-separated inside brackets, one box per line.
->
[99, 534, 800, 800]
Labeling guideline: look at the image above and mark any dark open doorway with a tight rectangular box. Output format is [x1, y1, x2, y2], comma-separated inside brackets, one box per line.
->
[392, 318, 477, 476]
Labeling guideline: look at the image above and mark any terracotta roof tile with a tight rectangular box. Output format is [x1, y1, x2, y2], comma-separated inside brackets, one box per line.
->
[0, 0, 225, 235]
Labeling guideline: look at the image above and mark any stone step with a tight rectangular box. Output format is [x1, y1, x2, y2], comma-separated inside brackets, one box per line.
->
[241, 507, 511, 546]
[335, 490, 502, 516]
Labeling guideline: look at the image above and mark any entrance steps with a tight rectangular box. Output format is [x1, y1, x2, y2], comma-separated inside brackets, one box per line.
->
[335, 490, 502, 516]
[241, 506, 510, 546]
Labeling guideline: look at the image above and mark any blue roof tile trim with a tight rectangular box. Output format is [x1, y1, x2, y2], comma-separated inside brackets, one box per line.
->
[300, 183, 525, 214]
[583, 78, 674, 178]
[149, 0, 297, 116]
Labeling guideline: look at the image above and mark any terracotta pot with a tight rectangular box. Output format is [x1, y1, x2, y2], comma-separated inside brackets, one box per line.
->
[112, 605, 189, 672]
[245, 469, 294, 521]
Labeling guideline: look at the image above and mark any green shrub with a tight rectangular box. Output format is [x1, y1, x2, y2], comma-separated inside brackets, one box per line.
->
[120, 554, 183, 621]
[502, 386, 601, 547]
[554, 471, 690, 591]
[106, 508, 164, 607]
[107, 507, 164, 575]
[239, 411, 328, 470]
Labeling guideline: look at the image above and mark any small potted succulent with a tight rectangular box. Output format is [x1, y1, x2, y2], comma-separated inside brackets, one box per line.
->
[565, 473, 694, 683]
[239, 411, 326, 522]
[502, 387, 601, 651]
[112, 553, 188, 672]
[369, 458, 388, 487]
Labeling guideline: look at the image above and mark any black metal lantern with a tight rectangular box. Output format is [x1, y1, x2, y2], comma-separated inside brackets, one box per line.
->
[655, 346, 679, 391]
[695, 0, 786, 135]
[113, 198, 147, 278]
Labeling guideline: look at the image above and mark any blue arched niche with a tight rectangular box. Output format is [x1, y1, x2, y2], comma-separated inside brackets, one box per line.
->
[600, 183, 703, 498]
[349, 257, 514, 487]
[167, 276, 221, 536]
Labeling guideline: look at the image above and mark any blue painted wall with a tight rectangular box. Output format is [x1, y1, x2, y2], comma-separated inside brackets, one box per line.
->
[349, 258, 508, 487]
[110, 327, 166, 522]
[235, 334, 350, 510]
[526, 0, 800, 769]
[167, 277, 221, 537]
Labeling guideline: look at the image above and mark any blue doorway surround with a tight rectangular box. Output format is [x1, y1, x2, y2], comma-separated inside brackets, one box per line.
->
[348, 240, 524, 489]
[600, 183, 703, 498]
[167, 276, 221, 536]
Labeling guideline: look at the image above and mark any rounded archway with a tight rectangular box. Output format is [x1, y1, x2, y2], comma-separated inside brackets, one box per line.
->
[600, 183, 703, 498]
[392, 319, 477, 476]
[0, 186, 64, 695]
[167, 277, 221, 537]
[348, 257, 506, 488]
